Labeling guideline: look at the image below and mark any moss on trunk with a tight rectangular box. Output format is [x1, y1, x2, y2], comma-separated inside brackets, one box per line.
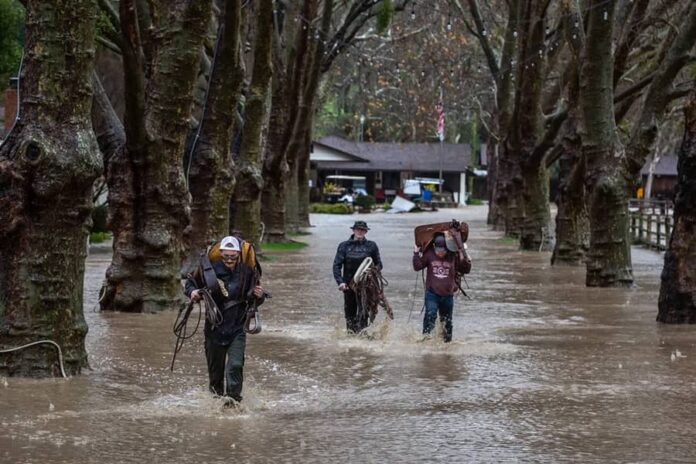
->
[232, 0, 273, 246]
[0, 0, 100, 377]
[101, 0, 213, 312]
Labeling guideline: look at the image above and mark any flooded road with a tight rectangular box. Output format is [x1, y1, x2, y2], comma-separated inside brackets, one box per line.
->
[2, 206, 696, 463]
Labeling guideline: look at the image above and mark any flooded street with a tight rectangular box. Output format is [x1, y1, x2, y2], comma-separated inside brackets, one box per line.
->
[2, 206, 695, 463]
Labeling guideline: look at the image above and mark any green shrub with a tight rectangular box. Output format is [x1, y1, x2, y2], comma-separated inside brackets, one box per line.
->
[90, 232, 112, 243]
[354, 194, 376, 209]
[310, 203, 353, 214]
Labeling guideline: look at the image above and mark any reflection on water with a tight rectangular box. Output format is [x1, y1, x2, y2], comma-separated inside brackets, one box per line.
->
[2, 207, 696, 463]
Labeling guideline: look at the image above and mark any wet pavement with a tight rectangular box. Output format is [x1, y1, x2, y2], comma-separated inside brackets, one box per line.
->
[2, 206, 695, 463]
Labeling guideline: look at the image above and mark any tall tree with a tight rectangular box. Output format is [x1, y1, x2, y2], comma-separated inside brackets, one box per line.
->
[579, 0, 633, 287]
[231, 0, 274, 245]
[462, 0, 566, 250]
[657, 79, 696, 323]
[262, 0, 409, 239]
[184, 0, 244, 271]
[0, 0, 100, 376]
[100, 0, 212, 312]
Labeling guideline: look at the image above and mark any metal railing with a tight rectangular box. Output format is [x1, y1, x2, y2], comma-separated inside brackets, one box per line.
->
[628, 199, 673, 250]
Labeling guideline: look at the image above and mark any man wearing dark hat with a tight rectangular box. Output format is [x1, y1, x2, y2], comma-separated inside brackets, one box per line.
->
[332, 221, 383, 333]
[413, 233, 471, 342]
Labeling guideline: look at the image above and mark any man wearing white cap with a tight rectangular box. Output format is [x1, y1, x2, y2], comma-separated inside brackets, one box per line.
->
[185, 235, 265, 404]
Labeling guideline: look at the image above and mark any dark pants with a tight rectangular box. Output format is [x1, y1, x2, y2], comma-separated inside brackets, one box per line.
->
[344, 288, 368, 334]
[423, 290, 454, 342]
[204, 331, 246, 401]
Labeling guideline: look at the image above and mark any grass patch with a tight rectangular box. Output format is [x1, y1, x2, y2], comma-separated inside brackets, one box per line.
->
[467, 198, 484, 205]
[497, 235, 518, 245]
[261, 241, 308, 253]
[310, 203, 353, 214]
[90, 231, 112, 243]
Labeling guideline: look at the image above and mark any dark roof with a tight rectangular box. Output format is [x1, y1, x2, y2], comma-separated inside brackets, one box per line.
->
[641, 156, 678, 177]
[313, 135, 471, 172]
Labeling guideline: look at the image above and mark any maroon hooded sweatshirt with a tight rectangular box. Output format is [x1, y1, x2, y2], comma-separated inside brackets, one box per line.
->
[413, 248, 471, 296]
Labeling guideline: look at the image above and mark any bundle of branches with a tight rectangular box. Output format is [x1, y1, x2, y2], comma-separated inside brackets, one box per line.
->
[352, 267, 394, 323]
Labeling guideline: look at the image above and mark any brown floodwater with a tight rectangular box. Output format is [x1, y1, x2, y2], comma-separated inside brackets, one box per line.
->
[2, 206, 695, 463]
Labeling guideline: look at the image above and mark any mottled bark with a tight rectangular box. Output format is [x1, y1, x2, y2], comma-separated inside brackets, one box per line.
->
[232, 0, 273, 246]
[519, 160, 552, 250]
[551, 133, 589, 265]
[486, 141, 501, 227]
[552, 54, 588, 265]
[289, 0, 333, 229]
[580, 0, 633, 287]
[657, 85, 696, 323]
[261, 0, 306, 242]
[261, 82, 291, 242]
[0, 0, 100, 376]
[184, 0, 243, 272]
[101, 0, 212, 312]
[297, 127, 313, 227]
[505, 0, 553, 249]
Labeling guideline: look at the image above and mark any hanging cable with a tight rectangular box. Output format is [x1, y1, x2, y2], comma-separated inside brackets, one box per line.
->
[0, 340, 68, 378]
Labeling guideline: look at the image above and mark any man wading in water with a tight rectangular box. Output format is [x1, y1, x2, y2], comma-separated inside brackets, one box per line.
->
[185, 236, 265, 405]
[333, 221, 383, 334]
[413, 234, 471, 342]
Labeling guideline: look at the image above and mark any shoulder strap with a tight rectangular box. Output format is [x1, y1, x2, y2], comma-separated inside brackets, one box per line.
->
[199, 249, 224, 303]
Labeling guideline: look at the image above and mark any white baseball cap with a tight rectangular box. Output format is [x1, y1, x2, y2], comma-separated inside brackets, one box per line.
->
[219, 236, 241, 252]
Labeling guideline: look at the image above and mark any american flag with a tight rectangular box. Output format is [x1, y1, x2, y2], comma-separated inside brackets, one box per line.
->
[436, 89, 444, 142]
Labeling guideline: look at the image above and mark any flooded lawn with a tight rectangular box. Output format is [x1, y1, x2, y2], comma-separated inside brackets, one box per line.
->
[2, 206, 695, 463]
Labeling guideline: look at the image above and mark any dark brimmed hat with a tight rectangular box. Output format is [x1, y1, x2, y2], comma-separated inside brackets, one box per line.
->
[351, 220, 370, 230]
[433, 235, 446, 252]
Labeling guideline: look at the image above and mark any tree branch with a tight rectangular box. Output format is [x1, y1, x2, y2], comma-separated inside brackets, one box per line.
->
[462, 0, 500, 79]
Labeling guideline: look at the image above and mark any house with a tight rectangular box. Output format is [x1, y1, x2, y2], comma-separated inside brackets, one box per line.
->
[311, 136, 473, 205]
[640, 156, 678, 199]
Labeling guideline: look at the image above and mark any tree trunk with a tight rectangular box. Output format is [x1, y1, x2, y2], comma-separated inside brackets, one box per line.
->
[285, 157, 300, 233]
[519, 160, 552, 250]
[101, 0, 213, 312]
[495, 142, 522, 236]
[580, 0, 633, 287]
[297, 127, 313, 228]
[552, 62, 588, 265]
[551, 135, 589, 265]
[486, 142, 503, 228]
[261, 0, 310, 240]
[657, 84, 696, 323]
[287, 0, 333, 230]
[261, 83, 291, 242]
[511, 0, 553, 250]
[184, 0, 243, 272]
[0, 0, 100, 377]
[231, 0, 273, 246]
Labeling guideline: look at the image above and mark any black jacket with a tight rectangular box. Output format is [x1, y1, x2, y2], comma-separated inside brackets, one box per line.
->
[185, 260, 264, 345]
[333, 236, 383, 285]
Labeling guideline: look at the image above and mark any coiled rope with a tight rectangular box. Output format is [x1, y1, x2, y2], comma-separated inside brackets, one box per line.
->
[170, 288, 223, 371]
[0, 340, 68, 378]
[352, 267, 393, 324]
